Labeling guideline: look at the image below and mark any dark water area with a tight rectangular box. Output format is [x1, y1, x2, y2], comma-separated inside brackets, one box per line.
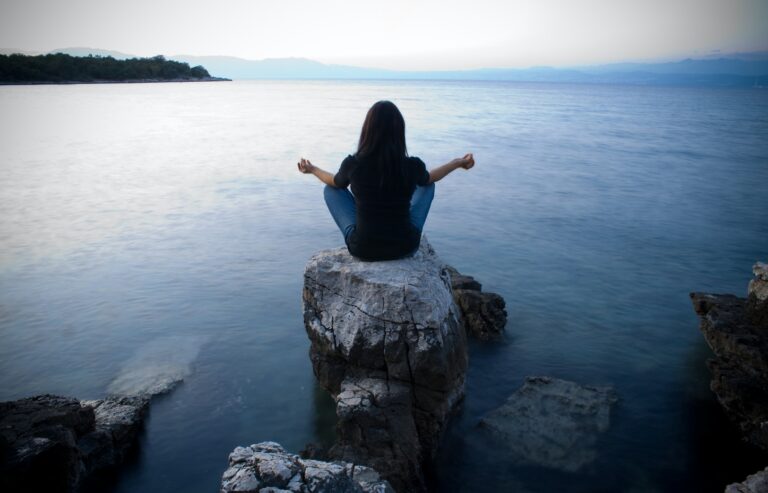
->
[0, 80, 766, 492]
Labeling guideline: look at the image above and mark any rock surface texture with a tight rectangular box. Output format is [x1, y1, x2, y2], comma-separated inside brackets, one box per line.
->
[302, 240, 467, 492]
[690, 262, 768, 451]
[446, 266, 507, 340]
[220, 441, 394, 493]
[0, 394, 148, 492]
[478, 376, 618, 472]
[725, 466, 768, 493]
[747, 262, 768, 329]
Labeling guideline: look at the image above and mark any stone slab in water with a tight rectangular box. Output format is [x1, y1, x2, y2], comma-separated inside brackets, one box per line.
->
[479, 376, 618, 472]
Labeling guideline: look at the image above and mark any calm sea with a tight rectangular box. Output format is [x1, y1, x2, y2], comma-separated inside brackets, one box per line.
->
[0, 80, 766, 492]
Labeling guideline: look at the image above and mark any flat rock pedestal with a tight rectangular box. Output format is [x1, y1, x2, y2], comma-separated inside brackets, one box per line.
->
[303, 240, 467, 492]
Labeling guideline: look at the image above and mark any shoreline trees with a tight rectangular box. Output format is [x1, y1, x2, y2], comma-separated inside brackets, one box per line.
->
[0, 53, 219, 83]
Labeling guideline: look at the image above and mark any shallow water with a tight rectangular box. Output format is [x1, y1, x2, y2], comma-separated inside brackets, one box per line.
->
[0, 80, 766, 492]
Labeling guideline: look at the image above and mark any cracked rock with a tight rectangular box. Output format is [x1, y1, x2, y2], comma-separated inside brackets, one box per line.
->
[747, 262, 768, 329]
[220, 442, 393, 493]
[446, 266, 507, 340]
[726, 466, 768, 493]
[302, 238, 467, 491]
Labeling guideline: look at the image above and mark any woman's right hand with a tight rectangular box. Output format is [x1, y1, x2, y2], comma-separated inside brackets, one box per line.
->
[297, 158, 315, 174]
[457, 153, 475, 170]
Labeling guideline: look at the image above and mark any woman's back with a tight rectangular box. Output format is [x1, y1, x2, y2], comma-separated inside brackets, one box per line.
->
[334, 154, 430, 260]
[297, 99, 474, 261]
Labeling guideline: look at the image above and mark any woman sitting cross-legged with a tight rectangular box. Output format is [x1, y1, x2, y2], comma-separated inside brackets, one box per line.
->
[297, 100, 474, 261]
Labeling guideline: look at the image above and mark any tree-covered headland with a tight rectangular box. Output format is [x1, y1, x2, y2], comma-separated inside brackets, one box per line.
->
[0, 53, 226, 84]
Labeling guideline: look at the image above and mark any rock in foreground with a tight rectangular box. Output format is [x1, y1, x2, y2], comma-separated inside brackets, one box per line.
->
[479, 376, 618, 472]
[0, 394, 148, 492]
[303, 239, 467, 491]
[726, 466, 768, 493]
[747, 262, 768, 329]
[446, 266, 507, 340]
[220, 441, 393, 493]
[690, 262, 768, 451]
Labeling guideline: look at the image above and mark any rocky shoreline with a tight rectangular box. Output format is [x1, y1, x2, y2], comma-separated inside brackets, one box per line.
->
[0, 340, 193, 492]
[0, 77, 230, 85]
[216, 239, 617, 492]
[691, 262, 768, 491]
[7, 247, 761, 492]
[0, 394, 148, 491]
[216, 238, 515, 493]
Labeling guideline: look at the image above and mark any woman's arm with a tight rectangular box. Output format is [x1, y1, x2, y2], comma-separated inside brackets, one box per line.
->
[428, 153, 475, 184]
[297, 158, 337, 187]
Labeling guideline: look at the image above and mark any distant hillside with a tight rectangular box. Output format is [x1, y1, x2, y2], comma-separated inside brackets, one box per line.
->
[170, 55, 397, 80]
[581, 56, 768, 77]
[50, 47, 134, 60]
[3, 47, 766, 86]
[0, 53, 228, 84]
[169, 53, 768, 86]
[0, 48, 42, 56]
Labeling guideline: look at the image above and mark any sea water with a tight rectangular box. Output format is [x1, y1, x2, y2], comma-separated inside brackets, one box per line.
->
[0, 80, 766, 492]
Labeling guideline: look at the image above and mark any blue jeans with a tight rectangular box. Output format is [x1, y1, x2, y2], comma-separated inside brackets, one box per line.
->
[324, 184, 435, 243]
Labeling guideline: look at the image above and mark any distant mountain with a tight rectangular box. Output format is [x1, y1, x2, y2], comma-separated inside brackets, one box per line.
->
[0, 48, 42, 56]
[3, 47, 766, 86]
[170, 53, 768, 86]
[169, 55, 398, 80]
[580, 57, 768, 76]
[49, 47, 135, 59]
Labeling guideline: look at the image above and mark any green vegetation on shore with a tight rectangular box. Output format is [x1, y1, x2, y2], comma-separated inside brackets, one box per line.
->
[0, 53, 223, 84]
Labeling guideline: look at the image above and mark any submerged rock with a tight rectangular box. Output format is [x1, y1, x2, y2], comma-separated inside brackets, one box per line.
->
[302, 239, 467, 491]
[446, 266, 508, 340]
[478, 376, 618, 472]
[220, 441, 393, 493]
[107, 335, 207, 397]
[0, 394, 148, 492]
[725, 466, 768, 493]
[690, 262, 768, 451]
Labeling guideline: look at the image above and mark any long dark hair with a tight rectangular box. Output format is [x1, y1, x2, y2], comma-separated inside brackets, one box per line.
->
[356, 100, 408, 189]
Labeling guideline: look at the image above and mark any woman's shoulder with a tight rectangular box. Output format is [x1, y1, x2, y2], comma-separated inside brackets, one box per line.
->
[339, 154, 361, 172]
[406, 156, 426, 168]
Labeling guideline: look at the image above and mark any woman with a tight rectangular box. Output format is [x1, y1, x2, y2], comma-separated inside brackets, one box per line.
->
[297, 100, 474, 261]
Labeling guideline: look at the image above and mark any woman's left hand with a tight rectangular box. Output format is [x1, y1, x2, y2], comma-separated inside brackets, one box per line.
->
[457, 153, 475, 170]
[297, 158, 315, 174]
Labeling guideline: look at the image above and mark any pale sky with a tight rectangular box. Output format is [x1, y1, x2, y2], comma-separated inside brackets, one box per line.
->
[1, 0, 766, 70]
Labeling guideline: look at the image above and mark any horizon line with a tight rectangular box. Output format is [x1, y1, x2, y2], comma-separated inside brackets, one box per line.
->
[3, 46, 768, 73]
